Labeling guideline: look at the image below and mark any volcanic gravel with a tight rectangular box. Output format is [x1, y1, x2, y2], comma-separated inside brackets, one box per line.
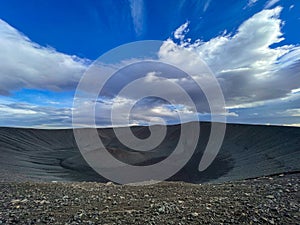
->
[0, 174, 299, 224]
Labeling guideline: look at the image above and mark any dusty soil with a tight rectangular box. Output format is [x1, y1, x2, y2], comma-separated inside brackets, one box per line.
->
[0, 174, 299, 224]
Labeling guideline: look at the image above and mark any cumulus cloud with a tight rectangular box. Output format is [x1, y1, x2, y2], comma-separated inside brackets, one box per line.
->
[158, 7, 300, 109]
[1, 5, 300, 127]
[0, 19, 89, 95]
[197, 7, 287, 73]
[74, 6, 300, 127]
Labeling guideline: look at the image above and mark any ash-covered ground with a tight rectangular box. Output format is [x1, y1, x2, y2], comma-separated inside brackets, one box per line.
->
[0, 122, 299, 224]
[0, 173, 299, 224]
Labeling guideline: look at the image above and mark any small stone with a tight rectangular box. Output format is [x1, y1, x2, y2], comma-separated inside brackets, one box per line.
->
[266, 195, 274, 199]
[191, 212, 199, 217]
[39, 200, 50, 204]
[158, 206, 165, 214]
[21, 199, 28, 203]
[10, 199, 21, 204]
[269, 219, 275, 224]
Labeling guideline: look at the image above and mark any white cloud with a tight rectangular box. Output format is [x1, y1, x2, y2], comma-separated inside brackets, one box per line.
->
[245, 0, 258, 8]
[225, 101, 266, 109]
[1, 6, 300, 128]
[0, 104, 37, 115]
[158, 7, 300, 109]
[0, 101, 72, 128]
[144, 71, 162, 82]
[0, 19, 89, 95]
[265, 0, 280, 9]
[277, 46, 300, 67]
[291, 88, 300, 94]
[129, 0, 144, 36]
[226, 112, 239, 117]
[284, 108, 300, 117]
[283, 123, 300, 127]
[162, 7, 288, 74]
[198, 6, 286, 73]
[174, 22, 189, 41]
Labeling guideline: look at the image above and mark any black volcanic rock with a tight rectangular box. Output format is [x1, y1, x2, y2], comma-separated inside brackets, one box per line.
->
[0, 174, 299, 224]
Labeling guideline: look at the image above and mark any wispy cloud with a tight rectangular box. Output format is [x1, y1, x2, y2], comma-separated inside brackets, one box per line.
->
[245, 0, 258, 8]
[265, 0, 280, 9]
[129, 0, 145, 37]
[203, 0, 212, 12]
[0, 100, 72, 128]
[284, 108, 300, 117]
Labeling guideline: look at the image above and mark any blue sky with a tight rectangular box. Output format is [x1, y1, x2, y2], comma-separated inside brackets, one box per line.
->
[0, 0, 299, 128]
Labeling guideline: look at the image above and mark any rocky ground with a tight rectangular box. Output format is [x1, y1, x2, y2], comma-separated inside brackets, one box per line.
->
[0, 174, 299, 224]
